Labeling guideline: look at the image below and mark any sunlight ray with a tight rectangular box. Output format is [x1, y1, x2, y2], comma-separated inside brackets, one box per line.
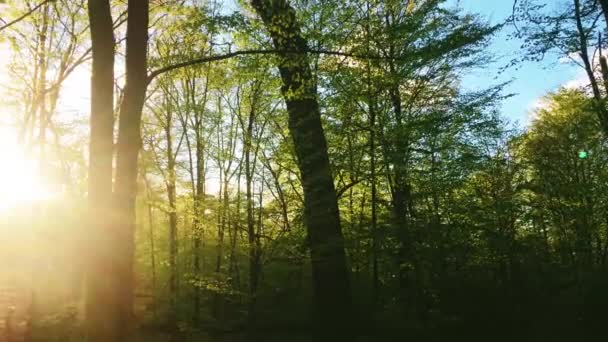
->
[0, 125, 54, 212]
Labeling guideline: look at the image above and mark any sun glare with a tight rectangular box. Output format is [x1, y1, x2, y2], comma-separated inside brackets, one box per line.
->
[0, 126, 54, 212]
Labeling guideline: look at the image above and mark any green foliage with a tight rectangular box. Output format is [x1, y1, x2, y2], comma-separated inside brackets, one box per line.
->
[4, 0, 608, 341]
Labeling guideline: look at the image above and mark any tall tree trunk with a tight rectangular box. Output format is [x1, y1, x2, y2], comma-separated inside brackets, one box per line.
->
[212, 172, 229, 319]
[113, 0, 150, 339]
[229, 166, 243, 297]
[213, 99, 236, 319]
[35, 2, 50, 159]
[262, 151, 291, 232]
[243, 103, 259, 327]
[574, 0, 608, 134]
[384, 5, 418, 314]
[389, 83, 414, 305]
[85, 0, 118, 340]
[165, 109, 179, 324]
[369, 95, 379, 305]
[365, 6, 379, 301]
[193, 120, 205, 322]
[250, 1, 353, 340]
[596, 0, 608, 135]
[599, 0, 608, 30]
[144, 174, 158, 319]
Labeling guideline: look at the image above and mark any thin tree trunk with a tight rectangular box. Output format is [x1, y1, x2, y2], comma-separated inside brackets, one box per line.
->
[144, 176, 158, 319]
[193, 123, 205, 322]
[230, 166, 243, 297]
[366, 6, 379, 301]
[192, 70, 211, 322]
[35, 2, 50, 159]
[165, 108, 179, 324]
[243, 103, 259, 327]
[212, 173, 229, 319]
[148, 191, 157, 318]
[369, 98, 379, 305]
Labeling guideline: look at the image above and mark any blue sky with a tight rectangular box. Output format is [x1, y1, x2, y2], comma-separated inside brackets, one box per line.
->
[457, 1, 581, 126]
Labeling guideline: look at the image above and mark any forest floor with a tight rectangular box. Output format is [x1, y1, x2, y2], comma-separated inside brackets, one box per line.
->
[136, 331, 311, 342]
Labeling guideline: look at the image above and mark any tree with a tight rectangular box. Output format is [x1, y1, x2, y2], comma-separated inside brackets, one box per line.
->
[0, 0, 55, 33]
[513, 0, 608, 134]
[522, 89, 608, 274]
[84, 0, 117, 340]
[250, 0, 354, 340]
[112, 0, 150, 338]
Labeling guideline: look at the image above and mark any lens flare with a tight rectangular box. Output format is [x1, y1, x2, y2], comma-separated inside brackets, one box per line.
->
[0, 126, 55, 212]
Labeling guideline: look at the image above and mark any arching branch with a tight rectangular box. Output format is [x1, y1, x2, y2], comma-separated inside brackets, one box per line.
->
[0, 0, 55, 33]
[147, 48, 394, 83]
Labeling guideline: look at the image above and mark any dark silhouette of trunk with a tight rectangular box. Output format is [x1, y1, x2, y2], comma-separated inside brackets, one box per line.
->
[574, 0, 608, 134]
[242, 99, 260, 328]
[596, 31, 608, 95]
[18, 1, 50, 146]
[192, 116, 205, 323]
[383, 5, 419, 315]
[599, 0, 608, 30]
[346, 125, 359, 279]
[229, 166, 243, 296]
[191, 72, 211, 323]
[212, 170, 229, 319]
[144, 174, 158, 319]
[599, 45, 608, 94]
[0, 0, 55, 33]
[213, 100, 237, 319]
[84, 0, 118, 340]
[250, 1, 353, 340]
[35, 2, 50, 158]
[390, 83, 413, 298]
[365, 4, 379, 301]
[112, 0, 149, 339]
[369, 93, 379, 305]
[261, 149, 291, 232]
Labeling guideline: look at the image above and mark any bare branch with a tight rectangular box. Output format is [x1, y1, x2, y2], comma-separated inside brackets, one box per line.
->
[147, 48, 392, 83]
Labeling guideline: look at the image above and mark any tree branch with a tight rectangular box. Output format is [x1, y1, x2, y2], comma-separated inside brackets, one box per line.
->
[0, 0, 55, 33]
[147, 48, 392, 83]
[337, 179, 362, 199]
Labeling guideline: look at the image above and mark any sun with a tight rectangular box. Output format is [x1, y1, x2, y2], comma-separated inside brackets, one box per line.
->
[0, 125, 55, 212]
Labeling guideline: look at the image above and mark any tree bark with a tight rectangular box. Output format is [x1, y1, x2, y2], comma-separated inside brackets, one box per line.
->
[112, 0, 149, 339]
[85, 0, 118, 340]
[0, 0, 55, 33]
[250, 1, 353, 340]
[574, 0, 608, 134]
[239, 89, 261, 328]
[192, 110, 205, 323]
[164, 106, 179, 324]
[369, 93, 379, 305]
[365, 6, 379, 301]
[599, 0, 608, 29]
[144, 174, 158, 319]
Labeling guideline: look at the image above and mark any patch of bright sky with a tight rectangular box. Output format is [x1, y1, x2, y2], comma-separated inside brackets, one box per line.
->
[454, 0, 581, 126]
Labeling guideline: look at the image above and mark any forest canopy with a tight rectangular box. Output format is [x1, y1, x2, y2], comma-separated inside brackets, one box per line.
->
[1, 0, 608, 341]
